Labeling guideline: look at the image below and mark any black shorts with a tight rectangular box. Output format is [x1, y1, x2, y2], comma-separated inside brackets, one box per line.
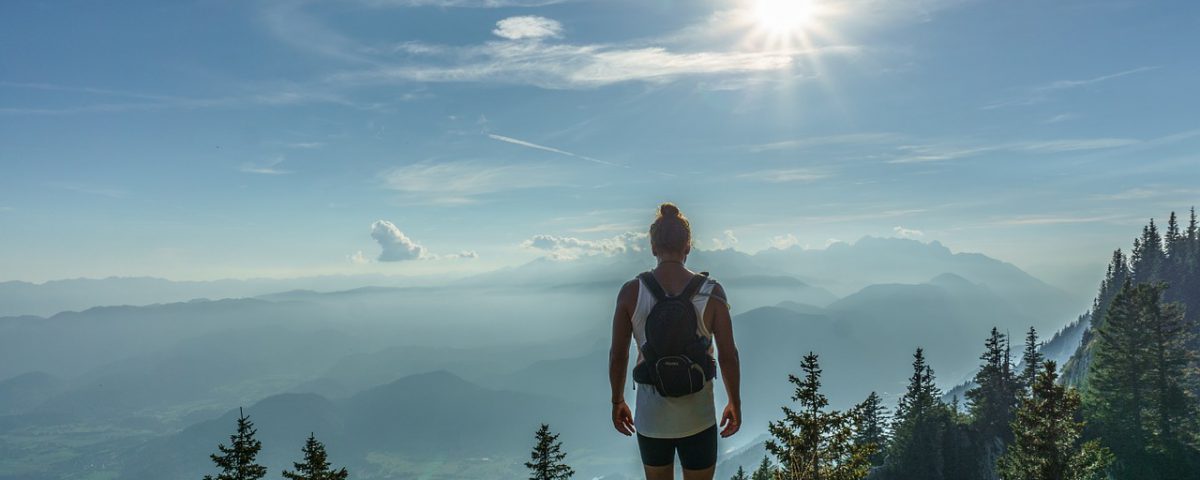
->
[636, 425, 718, 470]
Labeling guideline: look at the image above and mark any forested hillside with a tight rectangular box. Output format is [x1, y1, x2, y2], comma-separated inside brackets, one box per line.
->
[724, 209, 1200, 480]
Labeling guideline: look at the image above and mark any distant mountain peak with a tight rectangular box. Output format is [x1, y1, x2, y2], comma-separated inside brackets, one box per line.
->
[929, 272, 976, 288]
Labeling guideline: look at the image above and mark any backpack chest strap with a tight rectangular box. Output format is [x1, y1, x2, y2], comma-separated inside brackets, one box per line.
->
[637, 271, 709, 302]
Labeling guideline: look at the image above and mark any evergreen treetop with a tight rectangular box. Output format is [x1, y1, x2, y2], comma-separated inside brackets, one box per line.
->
[766, 352, 873, 480]
[281, 433, 349, 480]
[998, 361, 1113, 480]
[203, 408, 268, 480]
[525, 423, 574, 480]
[750, 456, 774, 480]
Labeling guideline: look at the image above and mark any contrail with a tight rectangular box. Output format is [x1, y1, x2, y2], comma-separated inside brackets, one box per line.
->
[487, 133, 624, 168]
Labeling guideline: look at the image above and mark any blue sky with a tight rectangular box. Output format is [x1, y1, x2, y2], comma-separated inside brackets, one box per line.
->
[1, 0, 1198, 291]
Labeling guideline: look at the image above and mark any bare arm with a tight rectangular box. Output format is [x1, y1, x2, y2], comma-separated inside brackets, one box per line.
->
[709, 283, 742, 437]
[608, 280, 638, 435]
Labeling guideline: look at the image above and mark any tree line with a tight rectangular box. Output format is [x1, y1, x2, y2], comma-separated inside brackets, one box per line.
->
[199, 409, 575, 480]
[737, 209, 1200, 480]
[200, 209, 1199, 480]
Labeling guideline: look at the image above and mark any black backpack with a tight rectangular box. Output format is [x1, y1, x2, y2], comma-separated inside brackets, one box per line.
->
[632, 271, 717, 397]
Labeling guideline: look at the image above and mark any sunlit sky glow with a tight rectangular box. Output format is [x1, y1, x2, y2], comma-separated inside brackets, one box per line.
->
[1, 0, 1198, 294]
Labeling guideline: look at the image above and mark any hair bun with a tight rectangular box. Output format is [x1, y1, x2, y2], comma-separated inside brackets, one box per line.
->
[659, 203, 680, 218]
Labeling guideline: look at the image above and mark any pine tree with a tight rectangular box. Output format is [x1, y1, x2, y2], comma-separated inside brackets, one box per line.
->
[853, 391, 889, 466]
[751, 456, 774, 480]
[1018, 326, 1043, 393]
[1167, 211, 1182, 257]
[203, 408, 268, 480]
[1085, 279, 1151, 473]
[766, 352, 873, 480]
[998, 361, 1113, 480]
[886, 348, 953, 480]
[1131, 219, 1165, 283]
[281, 433, 348, 480]
[525, 424, 574, 480]
[1141, 283, 1199, 477]
[1187, 207, 1198, 242]
[1085, 280, 1200, 478]
[731, 465, 749, 480]
[966, 327, 1018, 444]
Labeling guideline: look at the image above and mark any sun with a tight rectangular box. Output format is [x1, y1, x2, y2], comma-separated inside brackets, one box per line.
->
[753, 0, 815, 35]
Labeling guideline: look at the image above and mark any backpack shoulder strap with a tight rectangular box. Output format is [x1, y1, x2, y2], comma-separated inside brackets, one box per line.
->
[637, 271, 667, 301]
[679, 272, 709, 300]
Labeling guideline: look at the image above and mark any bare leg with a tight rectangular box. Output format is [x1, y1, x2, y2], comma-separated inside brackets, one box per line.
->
[681, 466, 715, 480]
[644, 464, 674, 480]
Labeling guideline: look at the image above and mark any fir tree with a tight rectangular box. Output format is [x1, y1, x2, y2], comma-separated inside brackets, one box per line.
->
[750, 456, 774, 480]
[281, 433, 348, 480]
[1085, 280, 1200, 478]
[525, 424, 574, 480]
[766, 352, 873, 480]
[966, 328, 1019, 444]
[853, 391, 889, 466]
[1187, 207, 1197, 242]
[886, 348, 953, 480]
[731, 465, 749, 480]
[1018, 326, 1043, 393]
[1131, 219, 1165, 283]
[998, 361, 1113, 480]
[1141, 283, 1199, 477]
[1167, 211, 1182, 257]
[203, 408, 268, 480]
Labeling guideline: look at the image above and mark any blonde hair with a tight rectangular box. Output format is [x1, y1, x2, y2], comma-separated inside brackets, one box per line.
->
[650, 202, 692, 254]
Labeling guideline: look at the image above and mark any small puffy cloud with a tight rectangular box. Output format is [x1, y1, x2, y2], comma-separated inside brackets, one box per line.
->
[493, 16, 563, 40]
[366, 221, 479, 261]
[522, 231, 646, 260]
[443, 250, 480, 259]
[769, 233, 800, 250]
[710, 230, 739, 250]
[371, 220, 429, 261]
[893, 226, 924, 239]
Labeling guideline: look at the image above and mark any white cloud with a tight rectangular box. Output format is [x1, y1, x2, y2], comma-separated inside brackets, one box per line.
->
[522, 231, 647, 260]
[984, 66, 1160, 110]
[737, 168, 829, 183]
[327, 40, 800, 90]
[371, 220, 429, 261]
[378, 160, 563, 205]
[443, 250, 480, 259]
[493, 16, 563, 40]
[1041, 113, 1078, 124]
[283, 142, 325, 149]
[1015, 138, 1140, 153]
[893, 226, 924, 239]
[1093, 187, 1200, 201]
[748, 133, 901, 152]
[239, 156, 292, 175]
[988, 215, 1130, 226]
[348, 250, 370, 264]
[887, 137, 1140, 164]
[769, 233, 800, 250]
[710, 230, 739, 250]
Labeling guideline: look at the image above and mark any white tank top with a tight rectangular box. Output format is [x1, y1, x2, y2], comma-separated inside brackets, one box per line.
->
[631, 273, 725, 439]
